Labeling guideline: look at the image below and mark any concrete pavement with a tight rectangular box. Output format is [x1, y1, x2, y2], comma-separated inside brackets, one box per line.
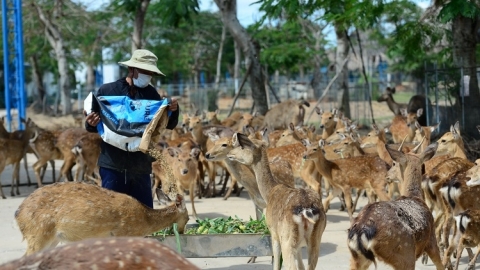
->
[0, 154, 469, 269]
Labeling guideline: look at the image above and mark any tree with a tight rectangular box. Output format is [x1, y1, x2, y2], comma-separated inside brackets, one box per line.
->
[214, 0, 269, 114]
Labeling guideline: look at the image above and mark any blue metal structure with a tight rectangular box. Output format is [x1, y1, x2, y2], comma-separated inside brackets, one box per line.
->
[1, 0, 26, 131]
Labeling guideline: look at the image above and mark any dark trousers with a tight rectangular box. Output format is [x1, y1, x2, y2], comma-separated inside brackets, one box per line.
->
[100, 167, 153, 208]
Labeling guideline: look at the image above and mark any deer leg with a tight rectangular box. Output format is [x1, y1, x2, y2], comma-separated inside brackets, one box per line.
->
[466, 247, 480, 270]
[424, 232, 444, 270]
[23, 154, 32, 186]
[281, 245, 298, 270]
[11, 162, 21, 196]
[453, 238, 464, 270]
[189, 180, 197, 219]
[322, 187, 342, 213]
[39, 163, 47, 182]
[294, 248, 305, 270]
[352, 189, 364, 212]
[342, 187, 355, 222]
[441, 214, 454, 251]
[272, 238, 281, 270]
[33, 159, 47, 188]
[223, 176, 236, 200]
[306, 232, 321, 270]
[0, 165, 6, 199]
[49, 160, 55, 183]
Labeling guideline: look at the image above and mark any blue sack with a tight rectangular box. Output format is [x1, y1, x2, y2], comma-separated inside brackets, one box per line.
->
[84, 92, 171, 152]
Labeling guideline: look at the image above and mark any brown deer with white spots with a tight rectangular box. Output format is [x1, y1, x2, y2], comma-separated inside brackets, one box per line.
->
[445, 210, 480, 270]
[303, 139, 391, 221]
[55, 127, 89, 182]
[28, 128, 63, 187]
[0, 237, 199, 270]
[15, 182, 189, 256]
[227, 132, 326, 270]
[347, 142, 443, 270]
[0, 118, 37, 198]
[71, 132, 102, 184]
[152, 142, 201, 218]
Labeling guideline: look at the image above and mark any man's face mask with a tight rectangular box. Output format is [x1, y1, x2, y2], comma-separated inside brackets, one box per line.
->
[133, 71, 152, 88]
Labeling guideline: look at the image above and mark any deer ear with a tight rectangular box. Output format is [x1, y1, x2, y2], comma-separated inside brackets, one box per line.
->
[318, 139, 325, 148]
[301, 139, 310, 147]
[167, 147, 178, 157]
[386, 145, 407, 165]
[417, 108, 423, 117]
[315, 107, 322, 115]
[190, 148, 201, 158]
[232, 133, 240, 147]
[208, 133, 220, 142]
[289, 123, 295, 131]
[419, 142, 438, 163]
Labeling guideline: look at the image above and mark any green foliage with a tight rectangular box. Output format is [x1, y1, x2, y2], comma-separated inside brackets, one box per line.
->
[438, 0, 480, 23]
[151, 0, 200, 27]
[152, 215, 270, 236]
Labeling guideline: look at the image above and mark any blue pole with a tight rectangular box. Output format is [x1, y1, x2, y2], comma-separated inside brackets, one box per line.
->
[15, 0, 26, 129]
[1, 0, 12, 131]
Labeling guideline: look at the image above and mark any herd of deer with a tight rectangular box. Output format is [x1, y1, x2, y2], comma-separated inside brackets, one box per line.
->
[1, 91, 480, 270]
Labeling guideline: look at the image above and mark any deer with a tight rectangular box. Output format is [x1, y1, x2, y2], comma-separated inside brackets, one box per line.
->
[71, 132, 102, 185]
[447, 210, 480, 270]
[303, 138, 391, 221]
[413, 121, 441, 152]
[227, 132, 326, 270]
[152, 142, 201, 218]
[0, 118, 37, 198]
[262, 99, 310, 130]
[0, 237, 199, 270]
[204, 109, 222, 125]
[221, 111, 243, 127]
[386, 108, 422, 144]
[55, 127, 89, 182]
[439, 168, 480, 269]
[15, 181, 189, 255]
[347, 142, 444, 270]
[376, 86, 408, 115]
[315, 107, 337, 139]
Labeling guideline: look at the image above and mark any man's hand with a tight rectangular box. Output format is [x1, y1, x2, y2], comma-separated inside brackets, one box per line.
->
[84, 110, 101, 126]
[169, 98, 178, 112]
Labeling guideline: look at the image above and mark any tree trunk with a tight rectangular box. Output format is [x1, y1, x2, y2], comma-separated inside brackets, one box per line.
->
[132, 0, 150, 52]
[30, 55, 46, 113]
[452, 16, 480, 138]
[234, 40, 241, 93]
[215, 25, 227, 90]
[334, 23, 351, 119]
[214, 0, 268, 114]
[33, 2, 71, 115]
[86, 64, 96, 94]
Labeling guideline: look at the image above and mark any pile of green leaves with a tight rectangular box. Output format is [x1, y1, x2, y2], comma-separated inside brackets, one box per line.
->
[152, 216, 270, 236]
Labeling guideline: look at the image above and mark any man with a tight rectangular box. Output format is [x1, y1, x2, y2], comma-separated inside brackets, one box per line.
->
[84, 49, 179, 208]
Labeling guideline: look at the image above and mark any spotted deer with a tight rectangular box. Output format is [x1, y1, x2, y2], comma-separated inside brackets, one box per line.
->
[303, 138, 391, 221]
[15, 181, 188, 255]
[152, 142, 201, 218]
[0, 237, 199, 269]
[347, 142, 443, 270]
[28, 128, 63, 187]
[0, 118, 36, 198]
[448, 210, 480, 270]
[55, 127, 89, 182]
[386, 108, 422, 144]
[227, 132, 326, 270]
[71, 132, 102, 184]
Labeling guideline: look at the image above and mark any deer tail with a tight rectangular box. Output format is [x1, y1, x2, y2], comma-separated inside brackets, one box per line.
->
[347, 223, 377, 268]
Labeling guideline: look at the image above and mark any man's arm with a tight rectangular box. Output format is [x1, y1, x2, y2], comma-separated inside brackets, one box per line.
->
[166, 105, 180, 130]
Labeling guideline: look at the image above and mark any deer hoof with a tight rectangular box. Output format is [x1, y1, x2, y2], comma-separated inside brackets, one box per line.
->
[421, 254, 428, 265]
[247, 256, 257, 263]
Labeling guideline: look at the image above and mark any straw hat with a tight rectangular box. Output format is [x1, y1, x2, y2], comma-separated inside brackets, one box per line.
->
[118, 49, 165, 76]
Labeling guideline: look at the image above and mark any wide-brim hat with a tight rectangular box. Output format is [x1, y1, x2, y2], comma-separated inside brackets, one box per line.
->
[118, 49, 165, 76]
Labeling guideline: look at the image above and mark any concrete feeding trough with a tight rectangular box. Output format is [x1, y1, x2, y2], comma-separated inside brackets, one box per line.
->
[149, 233, 273, 258]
